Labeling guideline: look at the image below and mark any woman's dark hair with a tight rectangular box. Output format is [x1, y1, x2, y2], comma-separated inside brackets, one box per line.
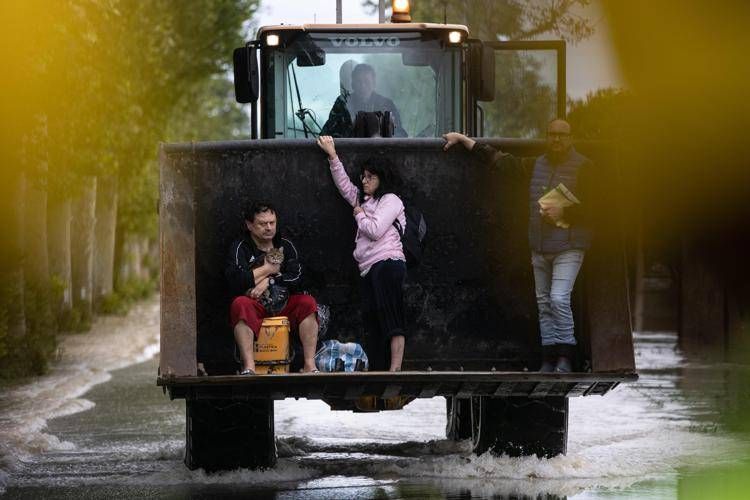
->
[358, 157, 401, 204]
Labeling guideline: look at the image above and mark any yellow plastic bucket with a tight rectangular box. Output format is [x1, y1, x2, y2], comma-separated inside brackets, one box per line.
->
[254, 316, 291, 374]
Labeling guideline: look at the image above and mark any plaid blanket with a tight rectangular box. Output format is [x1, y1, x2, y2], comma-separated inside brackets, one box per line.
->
[314, 340, 368, 372]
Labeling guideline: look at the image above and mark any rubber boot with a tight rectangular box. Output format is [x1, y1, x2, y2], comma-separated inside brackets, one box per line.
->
[555, 344, 576, 373]
[539, 345, 557, 372]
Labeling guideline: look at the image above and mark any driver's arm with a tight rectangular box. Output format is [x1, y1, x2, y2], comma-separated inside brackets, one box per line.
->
[320, 96, 353, 138]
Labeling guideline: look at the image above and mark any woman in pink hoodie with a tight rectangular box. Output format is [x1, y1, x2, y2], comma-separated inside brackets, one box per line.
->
[317, 135, 407, 371]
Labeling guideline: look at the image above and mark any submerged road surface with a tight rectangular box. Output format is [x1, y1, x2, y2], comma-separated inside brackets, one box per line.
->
[1, 295, 749, 498]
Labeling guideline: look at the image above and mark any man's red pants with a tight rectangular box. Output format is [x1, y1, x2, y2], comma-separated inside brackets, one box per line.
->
[229, 294, 318, 337]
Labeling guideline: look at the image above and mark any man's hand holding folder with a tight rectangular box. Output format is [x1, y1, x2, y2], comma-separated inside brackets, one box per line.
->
[538, 183, 581, 228]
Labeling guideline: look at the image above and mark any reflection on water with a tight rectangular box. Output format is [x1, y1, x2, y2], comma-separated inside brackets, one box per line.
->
[1, 319, 749, 498]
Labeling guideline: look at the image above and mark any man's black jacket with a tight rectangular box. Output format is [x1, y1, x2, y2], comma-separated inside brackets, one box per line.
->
[225, 234, 304, 298]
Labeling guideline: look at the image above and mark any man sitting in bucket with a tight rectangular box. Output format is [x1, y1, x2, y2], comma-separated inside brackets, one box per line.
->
[225, 201, 319, 374]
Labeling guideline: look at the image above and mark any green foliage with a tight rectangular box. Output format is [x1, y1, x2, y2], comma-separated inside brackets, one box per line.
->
[567, 87, 632, 140]
[98, 277, 157, 317]
[48, 274, 89, 333]
[57, 307, 83, 334]
[97, 293, 130, 316]
[0, 280, 58, 379]
[678, 461, 750, 499]
[118, 277, 158, 303]
[117, 159, 160, 238]
[4, 0, 259, 233]
[0, 0, 259, 378]
[70, 302, 93, 333]
[484, 51, 558, 138]
[22, 282, 58, 371]
[167, 75, 251, 142]
[0, 279, 11, 361]
[0, 272, 26, 378]
[364, 1, 594, 42]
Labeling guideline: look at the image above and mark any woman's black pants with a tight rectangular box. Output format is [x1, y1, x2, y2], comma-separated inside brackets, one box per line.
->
[360, 259, 406, 371]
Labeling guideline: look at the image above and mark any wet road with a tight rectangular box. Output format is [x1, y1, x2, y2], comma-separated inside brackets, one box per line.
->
[1, 297, 749, 498]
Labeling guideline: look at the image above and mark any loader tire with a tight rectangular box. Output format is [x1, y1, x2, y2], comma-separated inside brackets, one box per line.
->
[445, 396, 473, 440]
[470, 396, 568, 458]
[184, 398, 276, 472]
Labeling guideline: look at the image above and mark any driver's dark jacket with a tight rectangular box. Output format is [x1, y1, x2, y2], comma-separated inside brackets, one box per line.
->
[225, 234, 304, 298]
[320, 92, 407, 137]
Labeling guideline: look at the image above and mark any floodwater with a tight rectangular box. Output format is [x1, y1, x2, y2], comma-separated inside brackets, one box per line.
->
[1, 296, 749, 499]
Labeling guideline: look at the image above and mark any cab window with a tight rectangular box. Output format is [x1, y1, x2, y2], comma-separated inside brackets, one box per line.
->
[263, 32, 462, 139]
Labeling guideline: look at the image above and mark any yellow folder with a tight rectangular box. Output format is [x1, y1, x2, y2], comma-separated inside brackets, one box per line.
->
[538, 183, 581, 229]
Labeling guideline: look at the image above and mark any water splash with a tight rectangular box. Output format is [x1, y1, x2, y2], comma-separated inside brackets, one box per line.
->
[0, 296, 160, 480]
[2, 321, 750, 498]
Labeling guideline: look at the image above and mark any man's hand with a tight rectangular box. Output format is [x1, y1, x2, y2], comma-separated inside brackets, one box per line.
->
[247, 277, 270, 300]
[251, 260, 280, 286]
[539, 203, 564, 224]
[442, 132, 474, 151]
[317, 135, 337, 159]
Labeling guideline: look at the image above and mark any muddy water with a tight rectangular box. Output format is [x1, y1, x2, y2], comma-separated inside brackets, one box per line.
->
[1, 297, 748, 498]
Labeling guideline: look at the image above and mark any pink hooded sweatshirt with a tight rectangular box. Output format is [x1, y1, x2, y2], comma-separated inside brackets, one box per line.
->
[329, 156, 406, 275]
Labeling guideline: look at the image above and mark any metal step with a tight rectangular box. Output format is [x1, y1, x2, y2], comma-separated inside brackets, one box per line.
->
[159, 370, 637, 401]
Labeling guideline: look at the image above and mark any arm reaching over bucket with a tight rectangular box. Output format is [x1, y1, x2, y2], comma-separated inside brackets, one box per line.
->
[443, 122, 594, 373]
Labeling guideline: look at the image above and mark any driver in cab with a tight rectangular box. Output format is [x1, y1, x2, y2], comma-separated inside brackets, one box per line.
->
[320, 63, 407, 138]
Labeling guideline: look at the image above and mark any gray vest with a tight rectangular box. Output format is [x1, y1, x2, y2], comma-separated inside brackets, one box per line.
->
[528, 147, 592, 253]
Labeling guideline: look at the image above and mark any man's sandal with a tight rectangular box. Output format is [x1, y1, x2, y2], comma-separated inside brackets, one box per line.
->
[239, 368, 256, 375]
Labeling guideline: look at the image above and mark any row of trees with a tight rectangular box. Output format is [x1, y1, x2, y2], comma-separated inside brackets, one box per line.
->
[0, 1, 256, 377]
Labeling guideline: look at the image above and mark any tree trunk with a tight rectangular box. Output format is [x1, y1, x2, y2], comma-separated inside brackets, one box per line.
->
[47, 194, 73, 312]
[116, 232, 137, 287]
[70, 176, 97, 325]
[93, 175, 118, 307]
[130, 235, 143, 281]
[138, 235, 150, 281]
[724, 236, 749, 364]
[22, 163, 56, 361]
[23, 171, 49, 284]
[147, 238, 160, 281]
[679, 235, 726, 358]
[114, 226, 128, 289]
[1, 171, 27, 341]
[633, 221, 645, 333]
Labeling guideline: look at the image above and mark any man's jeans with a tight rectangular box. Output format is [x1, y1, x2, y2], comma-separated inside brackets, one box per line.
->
[531, 250, 585, 346]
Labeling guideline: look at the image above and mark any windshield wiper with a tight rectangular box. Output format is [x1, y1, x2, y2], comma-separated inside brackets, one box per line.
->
[290, 64, 321, 138]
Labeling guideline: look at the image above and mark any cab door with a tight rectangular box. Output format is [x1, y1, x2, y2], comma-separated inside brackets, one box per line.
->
[470, 40, 566, 138]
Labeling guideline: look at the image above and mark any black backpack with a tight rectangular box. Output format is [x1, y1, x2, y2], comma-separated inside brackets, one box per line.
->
[393, 204, 427, 269]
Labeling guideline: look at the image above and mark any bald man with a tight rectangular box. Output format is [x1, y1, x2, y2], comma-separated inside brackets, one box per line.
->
[443, 120, 594, 373]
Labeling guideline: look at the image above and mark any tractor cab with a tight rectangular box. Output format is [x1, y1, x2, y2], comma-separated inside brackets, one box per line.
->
[234, 23, 566, 140]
